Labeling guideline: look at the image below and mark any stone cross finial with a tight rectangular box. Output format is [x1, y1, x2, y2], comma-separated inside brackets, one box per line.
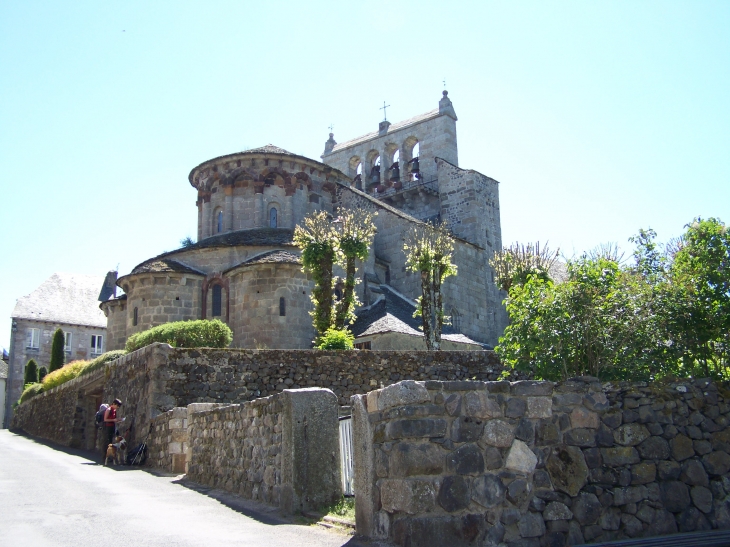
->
[380, 101, 391, 121]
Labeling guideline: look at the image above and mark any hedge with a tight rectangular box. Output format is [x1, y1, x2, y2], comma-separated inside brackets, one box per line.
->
[42, 360, 90, 391]
[78, 350, 127, 378]
[125, 319, 233, 352]
[19, 383, 44, 404]
[316, 328, 354, 350]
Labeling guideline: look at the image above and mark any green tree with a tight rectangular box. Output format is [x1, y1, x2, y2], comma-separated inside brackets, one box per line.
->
[333, 209, 377, 329]
[294, 209, 377, 341]
[664, 218, 730, 377]
[24, 359, 38, 384]
[403, 222, 457, 350]
[49, 328, 65, 373]
[294, 211, 337, 339]
[38, 366, 48, 382]
[490, 242, 559, 292]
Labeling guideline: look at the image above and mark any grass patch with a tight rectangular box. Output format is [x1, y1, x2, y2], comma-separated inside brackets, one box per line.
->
[322, 497, 355, 522]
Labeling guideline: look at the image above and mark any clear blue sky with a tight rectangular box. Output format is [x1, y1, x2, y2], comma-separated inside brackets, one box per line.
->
[1, 1, 728, 351]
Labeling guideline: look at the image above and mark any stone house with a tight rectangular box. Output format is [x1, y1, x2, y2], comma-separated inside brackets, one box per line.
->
[0, 359, 7, 429]
[4, 273, 107, 427]
[101, 91, 507, 352]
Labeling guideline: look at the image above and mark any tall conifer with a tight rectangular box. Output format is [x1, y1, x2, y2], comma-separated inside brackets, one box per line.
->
[49, 328, 65, 373]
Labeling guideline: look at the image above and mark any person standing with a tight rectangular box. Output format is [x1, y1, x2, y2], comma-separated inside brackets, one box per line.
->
[102, 399, 123, 460]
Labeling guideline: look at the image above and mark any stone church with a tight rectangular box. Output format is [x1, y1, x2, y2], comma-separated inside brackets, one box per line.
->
[101, 92, 507, 351]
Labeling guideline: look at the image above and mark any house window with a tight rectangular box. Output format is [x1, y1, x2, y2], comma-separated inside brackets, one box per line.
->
[91, 334, 103, 355]
[354, 341, 371, 350]
[217, 210, 223, 233]
[279, 297, 286, 316]
[269, 207, 278, 228]
[133, 307, 138, 326]
[26, 328, 40, 349]
[212, 285, 222, 317]
[64, 332, 72, 352]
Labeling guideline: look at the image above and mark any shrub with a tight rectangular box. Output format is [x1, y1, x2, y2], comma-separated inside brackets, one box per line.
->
[24, 359, 39, 384]
[316, 328, 354, 350]
[49, 328, 65, 373]
[19, 383, 44, 404]
[125, 319, 233, 352]
[42, 360, 90, 391]
[78, 350, 127, 377]
[38, 366, 48, 382]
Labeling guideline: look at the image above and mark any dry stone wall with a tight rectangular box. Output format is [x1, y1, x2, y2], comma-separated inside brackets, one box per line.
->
[162, 347, 509, 407]
[186, 388, 341, 514]
[352, 378, 730, 547]
[148, 407, 189, 473]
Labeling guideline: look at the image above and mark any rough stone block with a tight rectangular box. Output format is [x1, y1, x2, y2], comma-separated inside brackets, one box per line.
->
[377, 381, 430, 411]
[463, 391, 501, 419]
[613, 423, 650, 446]
[471, 474, 505, 508]
[386, 418, 447, 440]
[505, 397, 526, 418]
[518, 512, 546, 538]
[671, 434, 695, 461]
[565, 428, 596, 448]
[544, 501, 573, 521]
[547, 445, 589, 496]
[379, 478, 436, 515]
[570, 407, 600, 429]
[389, 442, 444, 477]
[527, 397, 552, 418]
[660, 481, 691, 512]
[437, 475, 470, 512]
[505, 440, 538, 474]
[572, 492, 602, 525]
[511, 381, 554, 396]
[601, 447, 640, 467]
[447, 443, 485, 475]
[482, 420, 514, 447]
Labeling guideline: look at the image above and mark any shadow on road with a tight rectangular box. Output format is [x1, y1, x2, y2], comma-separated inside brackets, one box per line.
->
[10, 431, 378, 546]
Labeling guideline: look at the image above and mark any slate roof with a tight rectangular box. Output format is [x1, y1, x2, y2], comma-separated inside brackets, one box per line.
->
[351, 286, 486, 347]
[126, 229, 297, 276]
[243, 144, 295, 155]
[224, 250, 301, 273]
[131, 258, 205, 276]
[329, 109, 441, 153]
[12, 273, 108, 329]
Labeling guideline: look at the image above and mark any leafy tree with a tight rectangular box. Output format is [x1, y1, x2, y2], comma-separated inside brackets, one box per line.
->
[49, 328, 65, 373]
[294, 211, 337, 339]
[333, 210, 377, 329]
[24, 359, 38, 385]
[664, 218, 730, 377]
[38, 366, 48, 382]
[403, 222, 457, 350]
[180, 236, 195, 248]
[490, 242, 559, 292]
[294, 209, 377, 341]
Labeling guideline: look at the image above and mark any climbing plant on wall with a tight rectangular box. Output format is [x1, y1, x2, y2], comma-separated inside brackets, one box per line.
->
[403, 222, 457, 351]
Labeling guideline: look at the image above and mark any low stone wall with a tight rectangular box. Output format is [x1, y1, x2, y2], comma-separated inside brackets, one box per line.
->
[148, 407, 189, 473]
[352, 378, 730, 547]
[163, 347, 509, 406]
[186, 388, 341, 514]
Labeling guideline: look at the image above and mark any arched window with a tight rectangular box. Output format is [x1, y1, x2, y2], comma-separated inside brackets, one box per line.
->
[451, 308, 461, 332]
[269, 207, 278, 228]
[279, 297, 286, 316]
[217, 210, 223, 233]
[212, 285, 222, 317]
[133, 307, 138, 326]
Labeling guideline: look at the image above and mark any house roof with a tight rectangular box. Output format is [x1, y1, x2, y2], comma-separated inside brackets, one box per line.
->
[351, 286, 486, 347]
[243, 144, 295, 155]
[131, 258, 205, 276]
[12, 273, 108, 329]
[0, 360, 8, 380]
[224, 250, 301, 274]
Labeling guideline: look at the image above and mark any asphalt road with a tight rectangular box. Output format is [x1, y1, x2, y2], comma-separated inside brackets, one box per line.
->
[0, 430, 366, 547]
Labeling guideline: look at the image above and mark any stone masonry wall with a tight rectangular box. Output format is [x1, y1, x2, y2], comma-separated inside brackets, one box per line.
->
[162, 347, 509, 407]
[148, 407, 189, 473]
[11, 345, 507, 450]
[352, 378, 730, 547]
[186, 388, 341, 514]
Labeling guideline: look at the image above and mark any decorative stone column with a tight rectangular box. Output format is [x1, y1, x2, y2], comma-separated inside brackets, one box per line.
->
[196, 197, 203, 242]
[201, 194, 211, 239]
[224, 186, 234, 232]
